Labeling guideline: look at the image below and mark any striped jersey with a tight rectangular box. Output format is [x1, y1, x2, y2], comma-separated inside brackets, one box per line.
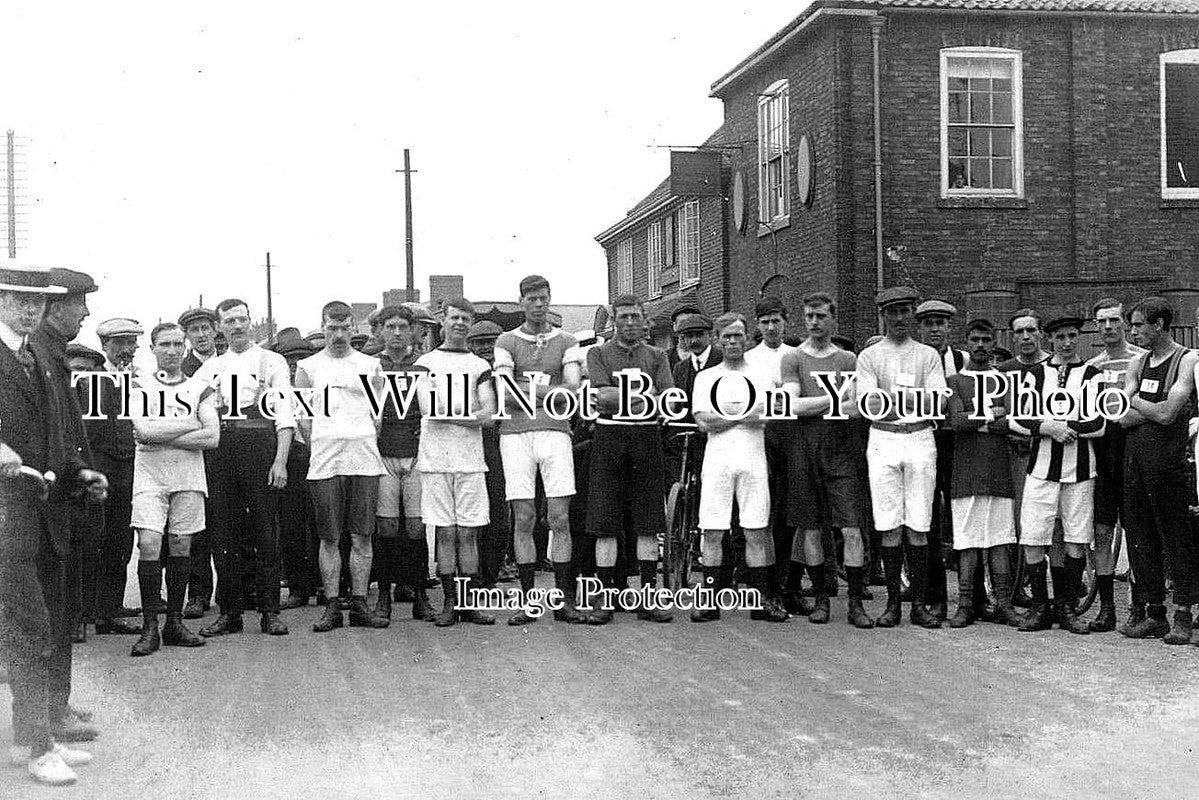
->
[1008, 359, 1106, 483]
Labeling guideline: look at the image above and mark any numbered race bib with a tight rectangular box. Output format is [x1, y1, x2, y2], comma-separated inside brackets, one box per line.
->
[1139, 378, 1160, 395]
[896, 371, 916, 387]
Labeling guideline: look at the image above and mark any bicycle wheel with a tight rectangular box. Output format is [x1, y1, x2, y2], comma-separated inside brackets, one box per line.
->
[663, 482, 683, 590]
[1076, 547, 1099, 615]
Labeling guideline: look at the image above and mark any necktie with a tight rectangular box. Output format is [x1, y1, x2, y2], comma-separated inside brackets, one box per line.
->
[14, 340, 35, 378]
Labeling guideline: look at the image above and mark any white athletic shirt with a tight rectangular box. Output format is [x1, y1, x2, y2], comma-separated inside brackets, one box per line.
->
[691, 360, 771, 461]
[744, 341, 797, 387]
[297, 349, 387, 481]
[415, 347, 492, 473]
[133, 372, 213, 495]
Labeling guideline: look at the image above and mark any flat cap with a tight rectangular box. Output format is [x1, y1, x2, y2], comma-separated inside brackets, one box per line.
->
[875, 286, 920, 309]
[0, 263, 67, 295]
[915, 299, 957, 319]
[670, 304, 703, 325]
[96, 317, 143, 338]
[675, 313, 712, 334]
[467, 320, 503, 341]
[178, 307, 217, 328]
[48, 268, 98, 296]
[402, 302, 437, 325]
[1044, 315, 1085, 335]
[66, 342, 106, 365]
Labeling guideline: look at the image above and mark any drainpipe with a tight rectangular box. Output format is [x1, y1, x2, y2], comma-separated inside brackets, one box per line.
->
[870, 15, 885, 332]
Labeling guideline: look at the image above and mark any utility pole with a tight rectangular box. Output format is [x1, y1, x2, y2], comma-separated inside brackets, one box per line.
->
[395, 149, 417, 300]
[265, 252, 274, 341]
[6, 130, 16, 259]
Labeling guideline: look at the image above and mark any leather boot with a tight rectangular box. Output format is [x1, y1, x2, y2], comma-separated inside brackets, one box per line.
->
[312, 600, 344, 632]
[373, 587, 392, 621]
[434, 575, 458, 627]
[348, 595, 389, 628]
[199, 613, 244, 637]
[1163, 609, 1193, 645]
[161, 613, 204, 647]
[411, 587, 436, 621]
[509, 564, 539, 625]
[690, 567, 721, 623]
[280, 590, 310, 610]
[552, 562, 586, 624]
[748, 568, 789, 622]
[635, 561, 672, 622]
[260, 611, 288, 635]
[950, 550, 978, 629]
[1119, 603, 1146, 635]
[875, 546, 904, 628]
[807, 564, 830, 624]
[1089, 604, 1117, 632]
[845, 566, 874, 629]
[905, 543, 940, 629]
[182, 598, 209, 619]
[1056, 556, 1089, 634]
[988, 546, 1023, 627]
[587, 567, 615, 625]
[130, 619, 160, 657]
[1018, 561, 1053, 632]
[1121, 604, 1169, 638]
[457, 577, 496, 625]
[1058, 600, 1090, 635]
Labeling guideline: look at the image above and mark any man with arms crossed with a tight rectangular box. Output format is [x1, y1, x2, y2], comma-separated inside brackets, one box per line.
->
[493, 275, 586, 625]
[129, 323, 219, 656]
[781, 293, 872, 627]
[416, 299, 497, 627]
[691, 313, 789, 624]
[297, 302, 390, 632]
[855, 287, 946, 629]
[1118, 297, 1199, 643]
[1084, 298, 1144, 631]
[1009, 316, 1104, 634]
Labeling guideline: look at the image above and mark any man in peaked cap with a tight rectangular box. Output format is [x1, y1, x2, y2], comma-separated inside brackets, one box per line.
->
[30, 268, 105, 740]
[855, 286, 947, 629]
[0, 263, 109, 785]
[915, 298, 969, 623]
[668, 303, 703, 370]
[84, 318, 146, 639]
[178, 308, 218, 379]
[403, 302, 437, 356]
[177, 307, 220, 617]
[66, 343, 105, 372]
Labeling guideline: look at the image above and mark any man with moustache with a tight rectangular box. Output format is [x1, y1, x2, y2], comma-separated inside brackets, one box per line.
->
[177, 307, 220, 617]
[297, 302, 389, 632]
[30, 268, 103, 738]
[1084, 298, 1144, 631]
[0, 264, 109, 785]
[193, 298, 293, 637]
[84, 318, 146, 637]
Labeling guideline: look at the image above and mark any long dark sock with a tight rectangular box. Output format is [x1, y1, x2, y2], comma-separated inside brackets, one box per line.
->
[639, 560, 658, 591]
[957, 549, 979, 609]
[596, 566, 615, 591]
[552, 562, 575, 599]
[1097, 574, 1114, 606]
[1065, 556, 1087, 610]
[846, 565, 865, 600]
[165, 556, 189, 616]
[1049, 565, 1067, 605]
[806, 563, 827, 598]
[137, 561, 161, 626]
[518, 563, 536, 601]
[1029, 561, 1048, 605]
[988, 546, 1013, 607]
[882, 546, 903, 603]
[787, 560, 805, 596]
[410, 536, 431, 587]
[904, 542, 929, 606]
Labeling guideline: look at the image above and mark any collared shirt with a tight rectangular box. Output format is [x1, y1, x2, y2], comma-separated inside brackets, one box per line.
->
[193, 343, 296, 431]
[586, 337, 673, 424]
[691, 346, 714, 374]
[493, 326, 583, 436]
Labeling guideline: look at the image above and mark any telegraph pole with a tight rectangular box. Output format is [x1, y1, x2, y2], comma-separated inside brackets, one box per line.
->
[395, 149, 417, 300]
[265, 252, 274, 341]
[6, 130, 15, 259]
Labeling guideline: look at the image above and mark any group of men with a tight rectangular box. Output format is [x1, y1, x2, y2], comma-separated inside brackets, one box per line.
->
[3, 261, 1199, 788]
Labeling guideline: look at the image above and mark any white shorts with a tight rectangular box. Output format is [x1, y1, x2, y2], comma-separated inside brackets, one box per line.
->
[866, 427, 937, 533]
[698, 450, 770, 530]
[377, 456, 422, 519]
[420, 471, 490, 528]
[131, 490, 206, 536]
[499, 430, 575, 500]
[951, 495, 1016, 550]
[1019, 475, 1094, 547]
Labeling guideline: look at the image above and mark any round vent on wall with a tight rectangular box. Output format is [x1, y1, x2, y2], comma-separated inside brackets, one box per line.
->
[796, 134, 814, 208]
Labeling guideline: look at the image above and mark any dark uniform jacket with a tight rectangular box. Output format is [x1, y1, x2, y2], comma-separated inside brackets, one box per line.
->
[671, 347, 723, 424]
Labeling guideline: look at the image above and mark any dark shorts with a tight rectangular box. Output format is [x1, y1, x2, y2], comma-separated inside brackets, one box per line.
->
[586, 424, 666, 539]
[309, 475, 380, 543]
[787, 421, 863, 531]
[1093, 426, 1125, 527]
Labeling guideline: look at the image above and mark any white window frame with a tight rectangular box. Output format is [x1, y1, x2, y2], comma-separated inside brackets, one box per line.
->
[939, 47, 1024, 198]
[757, 79, 790, 226]
[1161, 49, 1199, 199]
[647, 221, 663, 297]
[679, 200, 700, 287]
[616, 237, 633, 295]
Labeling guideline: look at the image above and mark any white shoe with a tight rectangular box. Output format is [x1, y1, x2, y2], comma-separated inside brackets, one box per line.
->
[27, 751, 77, 786]
[51, 741, 92, 766]
[8, 744, 32, 766]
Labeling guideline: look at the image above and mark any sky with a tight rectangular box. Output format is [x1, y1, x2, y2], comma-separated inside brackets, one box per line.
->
[1, 2, 808, 346]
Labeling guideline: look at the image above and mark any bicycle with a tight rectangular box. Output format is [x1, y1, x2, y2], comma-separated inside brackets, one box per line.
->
[661, 422, 702, 592]
[1007, 520, 1123, 615]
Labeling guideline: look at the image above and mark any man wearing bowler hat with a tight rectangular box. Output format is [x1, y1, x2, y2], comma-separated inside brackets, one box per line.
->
[0, 263, 109, 785]
[85, 318, 146, 637]
[31, 268, 104, 739]
[856, 286, 947, 629]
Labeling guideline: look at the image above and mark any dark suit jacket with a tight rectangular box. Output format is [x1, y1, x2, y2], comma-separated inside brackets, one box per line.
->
[671, 347, 724, 423]
[0, 336, 86, 564]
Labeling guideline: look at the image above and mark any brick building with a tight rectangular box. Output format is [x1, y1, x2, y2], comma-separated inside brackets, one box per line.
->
[597, 0, 1199, 346]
